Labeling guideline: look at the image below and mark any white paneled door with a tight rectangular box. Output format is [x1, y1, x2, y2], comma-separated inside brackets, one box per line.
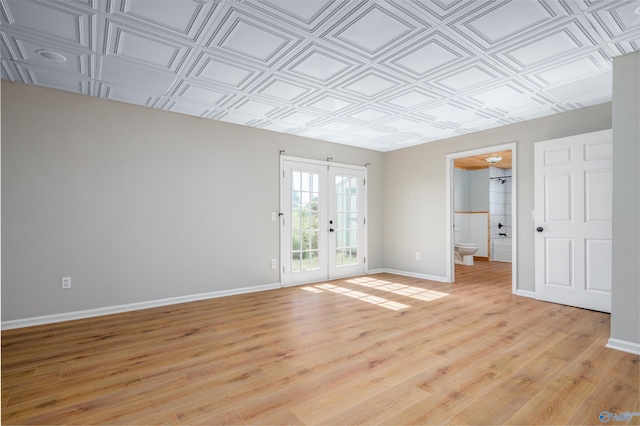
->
[534, 130, 612, 313]
[281, 158, 366, 287]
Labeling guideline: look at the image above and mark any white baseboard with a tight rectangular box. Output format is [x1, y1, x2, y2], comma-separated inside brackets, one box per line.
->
[606, 337, 640, 355]
[368, 268, 448, 283]
[516, 289, 536, 299]
[1, 283, 282, 331]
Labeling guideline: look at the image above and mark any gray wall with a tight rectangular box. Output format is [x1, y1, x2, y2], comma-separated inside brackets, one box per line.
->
[611, 52, 640, 347]
[469, 169, 490, 212]
[383, 103, 612, 288]
[1, 82, 384, 321]
[453, 168, 470, 212]
[454, 168, 490, 212]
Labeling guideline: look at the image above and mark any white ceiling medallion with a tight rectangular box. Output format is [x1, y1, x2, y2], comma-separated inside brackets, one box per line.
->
[0, 0, 638, 152]
[36, 49, 67, 62]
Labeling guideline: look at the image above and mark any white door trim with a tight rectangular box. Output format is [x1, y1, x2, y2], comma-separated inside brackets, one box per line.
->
[445, 143, 518, 295]
[279, 155, 368, 287]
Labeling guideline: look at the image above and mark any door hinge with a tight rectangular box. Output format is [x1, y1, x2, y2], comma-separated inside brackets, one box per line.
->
[364, 257, 366, 264]
[283, 170, 285, 178]
[364, 178, 366, 186]
[363, 218, 366, 225]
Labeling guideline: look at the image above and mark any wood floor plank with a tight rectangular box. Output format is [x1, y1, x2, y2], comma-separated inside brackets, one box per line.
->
[2, 260, 638, 425]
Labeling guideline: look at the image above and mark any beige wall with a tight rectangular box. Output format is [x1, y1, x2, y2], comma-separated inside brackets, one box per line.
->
[383, 103, 612, 291]
[611, 52, 640, 348]
[1, 82, 384, 321]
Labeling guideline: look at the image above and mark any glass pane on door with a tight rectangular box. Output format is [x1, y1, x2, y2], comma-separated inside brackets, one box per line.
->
[291, 170, 321, 273]
[334, 175, 359, 267]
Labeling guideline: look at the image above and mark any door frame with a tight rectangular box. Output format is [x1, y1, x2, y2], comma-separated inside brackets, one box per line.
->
[279, 155, 368, 287]
[445, 142, 518, 294]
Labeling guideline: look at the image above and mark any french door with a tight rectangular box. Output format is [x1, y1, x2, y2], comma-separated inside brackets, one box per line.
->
[281, 158, 366, 287]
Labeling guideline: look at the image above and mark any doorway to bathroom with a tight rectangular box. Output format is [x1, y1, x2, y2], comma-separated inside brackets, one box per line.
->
[446, 143, 517, 294]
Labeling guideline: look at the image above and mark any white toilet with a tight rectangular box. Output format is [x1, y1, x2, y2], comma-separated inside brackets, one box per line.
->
[454, 228, 479, 265]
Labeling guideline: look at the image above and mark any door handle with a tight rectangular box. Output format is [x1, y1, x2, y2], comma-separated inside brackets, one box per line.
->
[329, 228, 335, 233]
[536, 227, 544, 232]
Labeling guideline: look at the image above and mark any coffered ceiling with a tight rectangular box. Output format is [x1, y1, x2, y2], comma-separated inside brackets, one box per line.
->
[2, 0, 639, 151]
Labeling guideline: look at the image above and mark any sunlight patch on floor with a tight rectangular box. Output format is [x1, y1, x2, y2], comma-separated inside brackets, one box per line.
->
[346, 277, 449, 302]
[306, 283, 410, 311]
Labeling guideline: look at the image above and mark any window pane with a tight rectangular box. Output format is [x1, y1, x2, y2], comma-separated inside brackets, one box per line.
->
[293, 171, 301, 191]
[292, 232, 301, 251]
[349, 195, 357, 211]
[302, 192, 311, 210]
[302, 173, 311, 191]
[335, 176, 343, 194]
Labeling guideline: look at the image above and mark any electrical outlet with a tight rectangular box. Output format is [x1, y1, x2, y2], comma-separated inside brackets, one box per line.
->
[415, 252, 421, 260]
[271, 259, 277, 269]
[62, 277, 71, 289]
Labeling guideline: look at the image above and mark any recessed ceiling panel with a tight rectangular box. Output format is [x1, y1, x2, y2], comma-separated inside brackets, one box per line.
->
[220, 20, 288, 62]
[348, 107, 390, 122]
[173, 81, 229, 106]
[387, 31, 469, 77]
[96, 82, 159, 107]
[587, 0, 640, 40]
[108, 0, 217, 41]
[381, 117, 425, 132]
[544, 70, 613, 105]
[382, 89, 440, 109]
[284, 44, 358, 83]
[99, 56, 177, 93]
[465, 82, 531, 105]
[304, 94, 355, 113]
[207, 7, 301, 65]
[255, 77, 314, 102]
[232, 98, 282, 118]
[449, 0, 570, 50]
[14, 62, 90, 94]
[418, 101, 470, 119]
[243, 0, 343, 32]
[104, 21, 190, 71]
[494, 20, 598, 71]
[526, 51, 610, 86]
[188, 53, 259, 89]
[409, 0, 477, 21]
[277, 110, 325, 126]
[336, 5, 413, 54]
[163, 98, 215, 117]
[341, 70, 403, 98]
[434, 61, 506, 92]
[1, 0, 94, 49]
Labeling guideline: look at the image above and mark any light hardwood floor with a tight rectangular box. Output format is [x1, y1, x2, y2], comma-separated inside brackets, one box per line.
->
[2, 260, 638, 425]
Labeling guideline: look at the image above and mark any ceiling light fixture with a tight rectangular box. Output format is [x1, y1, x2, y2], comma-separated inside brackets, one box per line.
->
[36, 49, 67, 62]
[485, 156, 503, 163]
